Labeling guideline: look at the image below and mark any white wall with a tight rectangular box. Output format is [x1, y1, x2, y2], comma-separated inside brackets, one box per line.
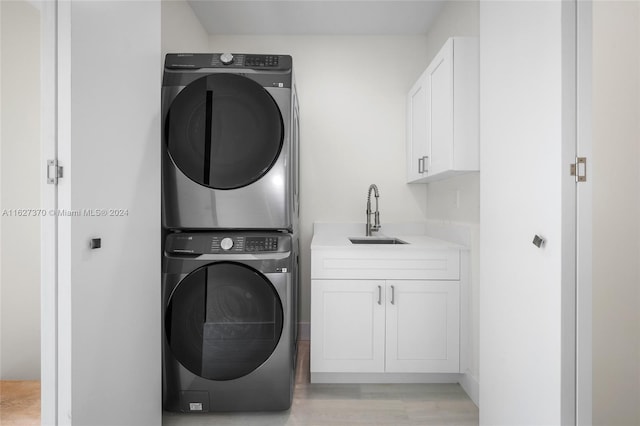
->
[423, 0, 479, 225]
[592, 1, 640, 424]
[420, 0, 480, 392]
[0, 0, 41, 380]
[161, 0, 209, 55]
[207, 35, 430, 324]
[204, 5, 481, 394]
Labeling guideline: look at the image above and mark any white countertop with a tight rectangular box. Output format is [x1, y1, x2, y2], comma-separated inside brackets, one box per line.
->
[311, 222, 467, 251]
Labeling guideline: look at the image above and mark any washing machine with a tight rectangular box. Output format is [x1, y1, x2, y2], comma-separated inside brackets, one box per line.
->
[162, 53, 299, 231]
[162, 231, 298, 412]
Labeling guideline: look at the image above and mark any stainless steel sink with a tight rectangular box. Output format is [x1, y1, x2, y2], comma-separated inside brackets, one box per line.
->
[349, 237, 408, 245]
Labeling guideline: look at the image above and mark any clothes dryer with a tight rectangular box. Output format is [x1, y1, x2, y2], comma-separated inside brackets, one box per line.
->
[162, 53, 299, 231]
[162, 231, 298, 412]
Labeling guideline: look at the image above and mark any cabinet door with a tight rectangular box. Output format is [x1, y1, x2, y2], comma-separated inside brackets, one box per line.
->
[426, 39, 454, 177]
[406, 71, 428, 182]
[385, 281, 460, 373]
[311, 280, 385, 373]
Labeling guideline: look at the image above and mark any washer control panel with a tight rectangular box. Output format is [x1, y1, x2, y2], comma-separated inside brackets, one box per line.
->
[166, 233, 286, 255]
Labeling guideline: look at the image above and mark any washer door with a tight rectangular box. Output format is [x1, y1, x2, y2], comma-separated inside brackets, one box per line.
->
[165, 73, 284, 190]
[165, 262, 284, 381]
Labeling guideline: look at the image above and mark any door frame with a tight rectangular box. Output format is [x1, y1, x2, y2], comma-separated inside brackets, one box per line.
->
[563, 0, 594, 423]
[40, 0, 58, 424]
[563, 1, 593, 423]
[576, 0, 593, 424]
[41, 0, 73, 424]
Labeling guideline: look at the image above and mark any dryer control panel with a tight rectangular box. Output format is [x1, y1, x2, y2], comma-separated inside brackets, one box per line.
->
[165, 232, 289, 255]
[165, 53, 292, 71]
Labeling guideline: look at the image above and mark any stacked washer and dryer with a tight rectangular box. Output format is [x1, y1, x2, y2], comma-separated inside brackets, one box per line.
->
[161, 53, 300, 412]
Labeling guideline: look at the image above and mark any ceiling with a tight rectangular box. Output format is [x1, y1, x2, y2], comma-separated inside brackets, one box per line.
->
[187, 0, 447, 35]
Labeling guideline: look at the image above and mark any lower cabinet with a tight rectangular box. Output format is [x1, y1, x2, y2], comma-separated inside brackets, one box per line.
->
[311, 280, 385, 373]
[310, 279, 460, 376]
[386, 280, 460, 373]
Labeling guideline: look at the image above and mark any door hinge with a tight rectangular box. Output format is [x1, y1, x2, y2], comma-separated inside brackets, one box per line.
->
[570, 157, 587, 182]
[47, 160, 63, 185]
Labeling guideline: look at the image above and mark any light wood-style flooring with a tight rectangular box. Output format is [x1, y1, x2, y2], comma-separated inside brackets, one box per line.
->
[163, 341, 479, 426]
[0, 380, 40, 425]
[0, 342, 478, 426]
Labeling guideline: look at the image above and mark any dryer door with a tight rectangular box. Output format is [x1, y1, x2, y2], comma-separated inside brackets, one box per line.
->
[165, 73, 284, 190]
[165, 261, 284, 381]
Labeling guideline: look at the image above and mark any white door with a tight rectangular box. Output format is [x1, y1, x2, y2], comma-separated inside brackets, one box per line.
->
[54, 1, 162, 425]
[479, 1, 577, 424]
[310, 280, 385, 373]
[385, 281, 460, 373]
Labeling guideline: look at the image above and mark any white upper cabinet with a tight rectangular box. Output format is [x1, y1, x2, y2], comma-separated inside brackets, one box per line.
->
[407, 70, 429, 182]
[407, 37, 479, 183]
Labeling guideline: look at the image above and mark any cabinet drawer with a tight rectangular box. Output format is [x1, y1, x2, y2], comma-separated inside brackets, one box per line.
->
[311, 248, 460, 280]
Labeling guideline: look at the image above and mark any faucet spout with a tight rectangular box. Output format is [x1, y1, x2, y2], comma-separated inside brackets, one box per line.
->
[366, 184, 381, 236]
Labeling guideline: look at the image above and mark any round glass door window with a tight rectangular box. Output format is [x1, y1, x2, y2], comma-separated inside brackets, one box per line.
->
[165, 73, 284, 189]
[165, 262, 284, 381]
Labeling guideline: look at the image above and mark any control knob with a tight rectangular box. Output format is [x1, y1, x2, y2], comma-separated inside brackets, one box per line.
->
[220, 237, 234, 251]
[220, 53, 234, 65]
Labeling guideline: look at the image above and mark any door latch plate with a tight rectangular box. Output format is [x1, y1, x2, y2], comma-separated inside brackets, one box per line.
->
[47, 160, 63, 184]
[570, 157, 587, 182]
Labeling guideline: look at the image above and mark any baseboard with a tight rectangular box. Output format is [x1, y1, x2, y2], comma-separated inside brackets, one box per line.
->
[311, 372, 461, 384]
[459, 370, 479, 407]
[297, 321, 310, 341]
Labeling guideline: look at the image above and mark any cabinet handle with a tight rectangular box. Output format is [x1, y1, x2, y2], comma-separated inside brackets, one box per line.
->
[377, 285, 382, 305]
[418, 157, 424, 174]
[422, 156, 429, 173]
[390, 285, 395, 305]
